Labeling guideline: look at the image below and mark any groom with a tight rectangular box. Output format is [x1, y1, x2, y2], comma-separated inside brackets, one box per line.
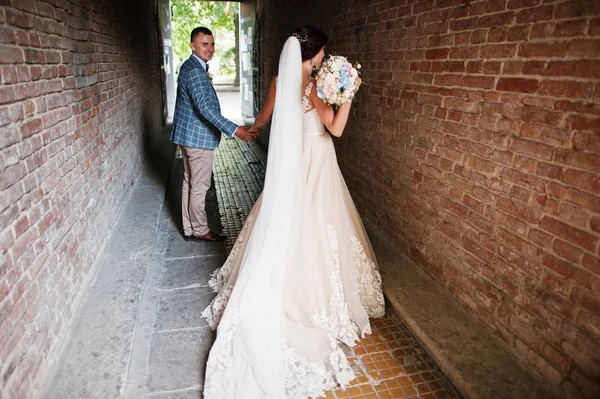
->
[171, 27, 256, 242]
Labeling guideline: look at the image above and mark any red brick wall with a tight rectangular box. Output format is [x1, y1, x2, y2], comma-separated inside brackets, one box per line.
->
[0, 0, 164, 397]
[258, 0, 600, 397]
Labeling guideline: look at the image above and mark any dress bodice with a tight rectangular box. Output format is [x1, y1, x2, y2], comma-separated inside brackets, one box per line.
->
[302, 82, 326, 137]
[303, 109, 326, 136]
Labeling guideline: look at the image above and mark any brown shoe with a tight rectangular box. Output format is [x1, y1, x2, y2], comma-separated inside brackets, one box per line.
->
[185, 231, 226, 242]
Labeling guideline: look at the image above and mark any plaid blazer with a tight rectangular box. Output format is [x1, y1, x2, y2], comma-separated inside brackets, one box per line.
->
[170, 55, 237, 150]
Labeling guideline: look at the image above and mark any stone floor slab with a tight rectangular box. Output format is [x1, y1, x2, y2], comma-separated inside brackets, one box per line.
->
[46, 195, 162, 399]
[104, 183, 166, 263]
[159, 256, 224, 290]
[164, 233, 225, 260]
[155, 287, 215, 331]
[145, 390, 202, 399]
[146, 329, 214, 393]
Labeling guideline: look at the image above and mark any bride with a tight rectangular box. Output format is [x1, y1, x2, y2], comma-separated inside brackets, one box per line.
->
[201, 26, 385, 398]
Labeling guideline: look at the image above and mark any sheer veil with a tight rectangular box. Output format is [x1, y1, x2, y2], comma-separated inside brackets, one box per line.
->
[203, 36, 304, 398]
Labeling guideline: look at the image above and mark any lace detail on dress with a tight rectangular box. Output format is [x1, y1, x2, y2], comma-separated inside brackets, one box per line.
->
[201, 286, 233, 329]
[209, 259, 234, 293]
[207, 235, 243, 294]
[203, 308, 239, 396]
[202, 203, 260, 329]
[205, 307, 355, 399]
[310, 224, 360, 347]
[281, 224, 361, 398]
[302, 81, 314, 112]
[207, 203, 257, 293]
[302, 81, 327, 137]
[351, 237, 385, 319]
[285, 345, 354, 399]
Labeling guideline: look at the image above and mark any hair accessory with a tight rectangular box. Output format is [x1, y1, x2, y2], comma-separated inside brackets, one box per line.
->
[292, 33, 308, 43]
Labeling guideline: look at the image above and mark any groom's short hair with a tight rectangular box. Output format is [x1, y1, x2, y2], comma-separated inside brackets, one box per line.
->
[191, 27, 213, 42]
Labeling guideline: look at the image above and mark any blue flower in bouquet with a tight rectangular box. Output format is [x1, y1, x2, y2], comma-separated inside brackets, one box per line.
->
[339, 67, 352, 89]
[317, 86, 326, 100]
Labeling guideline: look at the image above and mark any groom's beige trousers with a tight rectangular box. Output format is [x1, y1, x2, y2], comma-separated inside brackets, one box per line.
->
[181, 146, 214, 236]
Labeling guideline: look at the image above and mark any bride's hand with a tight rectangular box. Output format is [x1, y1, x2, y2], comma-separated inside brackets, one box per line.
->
[248, 126, 260, 135]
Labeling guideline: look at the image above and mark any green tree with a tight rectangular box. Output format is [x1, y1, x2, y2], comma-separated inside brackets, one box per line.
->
[171, 0, 238, 79]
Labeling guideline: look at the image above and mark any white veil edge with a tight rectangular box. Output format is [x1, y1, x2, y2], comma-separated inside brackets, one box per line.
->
[205, 36, 304, 398]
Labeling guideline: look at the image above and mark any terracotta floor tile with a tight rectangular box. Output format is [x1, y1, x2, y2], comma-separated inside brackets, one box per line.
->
[377, 378, 401, 390]
[434, 390, 456, 398]
[428, 380, 443, 391]
[402, 385, 417, 395]
[353, 374, 370, 384]
[347, 386, 365, 396]
[354, 346, 368, 356]
[396, 376, 413, 387]
[415, 383, 432, 394]
[358, 384, 376, 394]
[323, 309, 462, 399]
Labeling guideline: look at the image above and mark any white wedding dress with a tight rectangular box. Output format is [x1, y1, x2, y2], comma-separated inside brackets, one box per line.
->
[201, 37, 384, 399]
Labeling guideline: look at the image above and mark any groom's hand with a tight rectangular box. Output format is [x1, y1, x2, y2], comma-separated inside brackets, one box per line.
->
[235, 126, 257, 141]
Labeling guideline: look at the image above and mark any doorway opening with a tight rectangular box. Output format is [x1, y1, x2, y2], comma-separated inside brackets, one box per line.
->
[166, 0, 258, 127]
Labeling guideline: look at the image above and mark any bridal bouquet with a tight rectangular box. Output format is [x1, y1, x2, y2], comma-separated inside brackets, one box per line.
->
[315, 55, 362, 106]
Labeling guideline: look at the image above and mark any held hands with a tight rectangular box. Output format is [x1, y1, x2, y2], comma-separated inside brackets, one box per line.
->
[235, 126, 258, 141]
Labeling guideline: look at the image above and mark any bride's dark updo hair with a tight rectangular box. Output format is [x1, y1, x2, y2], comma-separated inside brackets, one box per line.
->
[291, 26, 328, 61]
